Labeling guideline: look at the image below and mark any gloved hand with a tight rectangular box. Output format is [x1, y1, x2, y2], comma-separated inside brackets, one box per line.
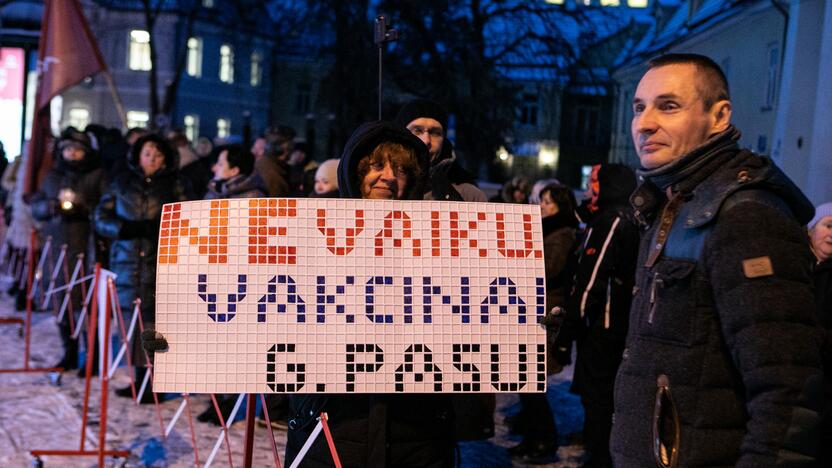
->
[141, 329, 168, 352]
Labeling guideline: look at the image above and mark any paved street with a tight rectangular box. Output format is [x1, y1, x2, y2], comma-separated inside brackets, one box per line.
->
[0, 286, 585, 467]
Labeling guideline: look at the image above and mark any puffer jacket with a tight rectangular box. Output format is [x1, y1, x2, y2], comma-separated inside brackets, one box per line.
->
[286, 121, 455, 468]
[94, 135, 184, 322]
[560, 165, 639, 400]
[611, 128, 823, 468]
[31, 152, 107, 264]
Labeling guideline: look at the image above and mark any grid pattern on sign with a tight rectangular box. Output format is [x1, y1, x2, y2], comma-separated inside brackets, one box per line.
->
[153, 198, 546, 394]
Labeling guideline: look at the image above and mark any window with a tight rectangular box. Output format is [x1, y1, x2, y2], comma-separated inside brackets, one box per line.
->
[574, 102, 601, 146]
[219, 44, 234, 83]
[600, 0, 621, 5]
[66, 108, 90, 130]
[250, 51, 263, 87]
[765, 43, 779, 109]
[628, 0, 648, 6]
[127, 110, 149, 129]
[186, 37, 202, 77]
[128, 30, 151, 71]
[295, 83, 311, 115]
[517, 93, 539, 126]
[202, 0, 215, 7]
[217, 118, 230, 138]
[184, 114, 199, 142]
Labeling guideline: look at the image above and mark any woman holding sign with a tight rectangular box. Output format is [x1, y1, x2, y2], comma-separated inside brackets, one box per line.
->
[284, 121, 456, 467]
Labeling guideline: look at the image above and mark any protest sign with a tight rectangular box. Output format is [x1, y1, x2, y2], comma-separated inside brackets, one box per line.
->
[153, 199, 546, 393]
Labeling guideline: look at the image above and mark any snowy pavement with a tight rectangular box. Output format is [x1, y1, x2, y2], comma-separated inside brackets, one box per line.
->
[0, 288, 586, 467]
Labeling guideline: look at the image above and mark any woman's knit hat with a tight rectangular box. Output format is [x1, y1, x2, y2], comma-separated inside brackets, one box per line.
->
[809, 202, 832, 230]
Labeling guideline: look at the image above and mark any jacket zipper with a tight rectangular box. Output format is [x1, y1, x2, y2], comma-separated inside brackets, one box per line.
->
[647, 273, 663, 324]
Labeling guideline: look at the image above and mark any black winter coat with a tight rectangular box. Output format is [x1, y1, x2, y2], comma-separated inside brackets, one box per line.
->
[94, 156, 184, 323]
[561, 165, 639, 401]
[611, 132, 823, 467]
[31, 156, 107, 265]
[286, 122, 455, 468]
[814, 258, 832, 465]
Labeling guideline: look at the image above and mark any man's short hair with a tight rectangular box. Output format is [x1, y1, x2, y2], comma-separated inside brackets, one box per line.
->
[218, 144, 254, 175]
[647, 53, 730, 109]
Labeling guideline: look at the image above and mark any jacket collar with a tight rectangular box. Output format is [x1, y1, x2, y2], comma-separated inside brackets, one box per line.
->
[632, 149, 813, 229]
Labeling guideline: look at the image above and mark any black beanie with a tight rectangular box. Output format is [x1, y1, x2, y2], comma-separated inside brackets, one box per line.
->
[394, 98, 448, 131]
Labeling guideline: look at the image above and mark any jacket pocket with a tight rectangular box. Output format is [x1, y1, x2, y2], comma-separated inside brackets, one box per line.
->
[653, 374, 680, 468]
[641, 259, 698, 346]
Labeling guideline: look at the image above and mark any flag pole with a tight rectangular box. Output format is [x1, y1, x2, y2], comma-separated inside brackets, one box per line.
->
[101, 70, 127, 129]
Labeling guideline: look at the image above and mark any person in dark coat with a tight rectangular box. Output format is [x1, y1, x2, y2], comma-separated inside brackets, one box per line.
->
[169, 130, 211, 200]
[809, 202, 832, 466]
[611, 53, 823, 467]
[95, 133, 184, 401]
[204, 144, 266, 200]
[254, 134, 291, 197]
[509, 183, 579, 463]
[287, 142, 318, 197]
[284, 121, 455, 468]
[556, 164, 639, 468]
[30, 128, 108, 370]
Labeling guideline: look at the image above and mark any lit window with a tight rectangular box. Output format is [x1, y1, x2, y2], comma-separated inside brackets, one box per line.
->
[184, 114, 199, 142]
[202, 0, 215, 7]
[219, 44, 234, 83]
[544, 0, 565, 4]
[628, 0, 648, 6]
[67, 108, 90, 130]
[187, 37, 202, 77]
[128, 30, 151, 71]
[217, 118, 230, 138]
[250, 51, 263, 87]
[601, 0, 621, 5]
[127, 110, 149, 129]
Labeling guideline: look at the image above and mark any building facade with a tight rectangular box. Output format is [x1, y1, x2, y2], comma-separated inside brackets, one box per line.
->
[609, 0, 832, 204]
[1, 0, 276, 145]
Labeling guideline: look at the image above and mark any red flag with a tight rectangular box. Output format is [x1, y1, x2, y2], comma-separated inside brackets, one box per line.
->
[24, 0, 108, 196]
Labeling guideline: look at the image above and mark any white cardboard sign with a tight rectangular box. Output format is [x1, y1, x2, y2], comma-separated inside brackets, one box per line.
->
[153, 198, 546, 393]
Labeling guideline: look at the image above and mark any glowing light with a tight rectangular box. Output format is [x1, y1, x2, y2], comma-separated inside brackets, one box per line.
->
[497, 146, 510, 161]
[61, 201, 74, 211]
[538, 146, 559, 167]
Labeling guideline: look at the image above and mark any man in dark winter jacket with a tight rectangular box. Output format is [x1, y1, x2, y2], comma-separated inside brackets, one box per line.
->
[394, 100, 494, 443]
[557, 164, 639, 468]
[284, 121, 455, 468]
[31, 128, 108, 370]
[394, 98, 486, 202]
[611, 53, 823, 467]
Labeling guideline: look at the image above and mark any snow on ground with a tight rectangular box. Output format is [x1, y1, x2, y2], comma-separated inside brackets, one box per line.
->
[0, 282, 585, 467]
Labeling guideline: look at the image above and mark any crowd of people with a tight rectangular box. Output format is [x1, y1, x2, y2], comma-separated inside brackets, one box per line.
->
[0, 52, 829, 467]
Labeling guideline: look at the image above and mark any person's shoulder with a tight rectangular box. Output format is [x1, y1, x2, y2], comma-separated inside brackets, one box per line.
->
[452, 183, 487, 202]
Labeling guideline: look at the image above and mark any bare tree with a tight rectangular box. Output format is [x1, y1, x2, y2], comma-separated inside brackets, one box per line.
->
[380, 0, 619, 178]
